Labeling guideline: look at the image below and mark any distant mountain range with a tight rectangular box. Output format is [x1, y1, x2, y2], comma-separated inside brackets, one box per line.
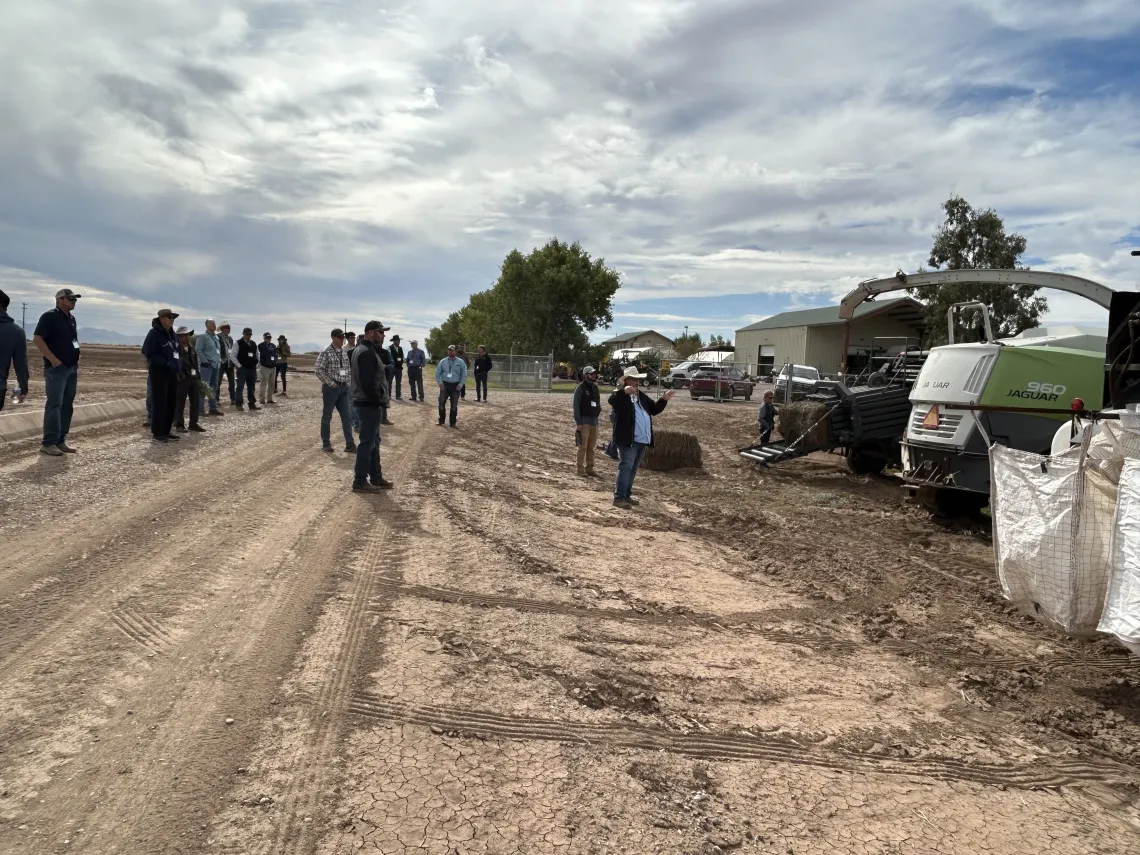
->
[78, 327, 144, 346]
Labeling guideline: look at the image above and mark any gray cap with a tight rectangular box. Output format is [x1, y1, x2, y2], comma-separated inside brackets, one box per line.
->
[581, 365, 597, 375]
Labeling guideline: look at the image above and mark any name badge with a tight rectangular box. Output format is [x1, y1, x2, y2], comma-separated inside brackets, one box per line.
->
[174, 352, 181, 360]
[338, 370, 349, 379]
[190, 369, 197, 376]
[72, 340, 80, 349]
[446, 373, 454, 380]
[590, 401, 598, 408]
[271, 356, 276, 362]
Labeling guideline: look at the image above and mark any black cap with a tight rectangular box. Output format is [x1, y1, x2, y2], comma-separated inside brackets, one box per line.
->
[364, 320, 390, 332]
[346, 331, 356, 338]
[0, 289, 8, 310]
[157, 308, 179, 319]
[243, 327, 253, 335]
[331, 328, 345, 338]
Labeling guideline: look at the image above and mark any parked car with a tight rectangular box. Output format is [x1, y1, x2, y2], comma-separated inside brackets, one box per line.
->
[666, 361, 716, 388]
[774, 364, 822, 399]
[689, 366, 755, 401]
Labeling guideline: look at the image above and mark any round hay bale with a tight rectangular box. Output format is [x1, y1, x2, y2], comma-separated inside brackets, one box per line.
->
[778, 401, 830, 447]
[645, 430, 702, 471]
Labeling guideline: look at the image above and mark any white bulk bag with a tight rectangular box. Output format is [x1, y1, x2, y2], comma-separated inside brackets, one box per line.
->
[1098, 459, 1140, 655]
[990, 442, 1115, 636]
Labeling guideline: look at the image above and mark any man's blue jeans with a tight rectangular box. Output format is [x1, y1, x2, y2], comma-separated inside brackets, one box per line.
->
[353, 405, 383, 486]
[200, 363, 219, 413]
[236, 367, 257, 406]
[42, 363, 79, 447]
[321, 384, 354, 448]
[614, 442, 647, 500]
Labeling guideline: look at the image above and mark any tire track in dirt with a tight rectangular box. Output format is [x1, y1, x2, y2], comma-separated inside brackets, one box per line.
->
[253, 423, 432, 855]
[0, 434, 306, 681]
[347, 692, 1136, 790]
[0, 424, 346, 853]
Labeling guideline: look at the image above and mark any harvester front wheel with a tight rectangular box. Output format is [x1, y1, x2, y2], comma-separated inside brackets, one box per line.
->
[846, 449, 887, 475]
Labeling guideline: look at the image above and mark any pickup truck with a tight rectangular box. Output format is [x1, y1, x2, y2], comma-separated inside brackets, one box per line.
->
[689, 367, 755, 401]
[774, 364, 821, 399]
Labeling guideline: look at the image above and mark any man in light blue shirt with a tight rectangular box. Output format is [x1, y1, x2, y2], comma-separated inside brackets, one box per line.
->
[194, 318, 224, 417]
[607, 366, 675, 508]
[406, 339, 426, 402]
[435, 344, 468, 427]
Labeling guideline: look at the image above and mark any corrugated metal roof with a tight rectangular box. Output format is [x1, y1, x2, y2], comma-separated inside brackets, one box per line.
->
[599, 329, 673, 345]
[737, 297, 924, 332]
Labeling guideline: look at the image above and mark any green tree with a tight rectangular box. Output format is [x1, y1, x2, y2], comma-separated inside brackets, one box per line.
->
[913, 195, 1045, 345]
[673, 332, 703, 360]
[425, 238, 622, 361]
[707, 334, 731, 348]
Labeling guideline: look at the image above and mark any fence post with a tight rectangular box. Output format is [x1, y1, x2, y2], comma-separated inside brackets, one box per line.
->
[509, 350, 514, 390]
[549, 352, 553, 392]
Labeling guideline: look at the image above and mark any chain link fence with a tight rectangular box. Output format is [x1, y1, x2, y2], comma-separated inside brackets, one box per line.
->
[484, 353, 554, 391]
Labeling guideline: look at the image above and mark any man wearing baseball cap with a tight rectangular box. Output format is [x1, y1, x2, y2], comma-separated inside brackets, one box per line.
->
[257, 332, 279, 405]
[32, 288, 83, 455]
[434, 344, 467, 428]
[195, 318, 224, 417]
[572, 366, 602, 477]
[233, 327, 260, 410]
[405, 339, 426, 401]
[141, 308, 183, 442]
[349, 320, 393, 492]
[314, 328, 356, 452]
[608, 366, 676, 508]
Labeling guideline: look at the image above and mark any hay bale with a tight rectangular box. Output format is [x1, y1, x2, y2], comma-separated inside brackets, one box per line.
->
[645, 430, 702, 472]
[778, 401, 831, 447]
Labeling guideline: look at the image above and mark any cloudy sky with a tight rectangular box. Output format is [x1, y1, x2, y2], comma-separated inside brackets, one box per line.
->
[1, 0, 1138, 352]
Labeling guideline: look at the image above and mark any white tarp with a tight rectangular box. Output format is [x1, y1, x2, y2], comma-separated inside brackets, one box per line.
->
[1099, 459, 1140, 655]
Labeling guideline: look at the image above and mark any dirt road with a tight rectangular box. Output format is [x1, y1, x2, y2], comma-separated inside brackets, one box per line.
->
[1, 375, 1138, 854]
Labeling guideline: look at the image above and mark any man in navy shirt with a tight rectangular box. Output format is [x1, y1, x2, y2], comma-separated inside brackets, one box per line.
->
[0, 289, 29, 414]
[32, 288, 82, 456]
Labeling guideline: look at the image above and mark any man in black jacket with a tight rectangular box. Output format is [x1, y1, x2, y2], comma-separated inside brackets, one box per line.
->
[349, 320, 394, 493]
[608, 367, 676, 509]
[0, 289, 28, 413]
[473, 346, 492, 402]
[174, 326, 207, 433]
[141, 309, 182, 443]
[377, 340, 393, 425]
[572, 366, 601, 476]
[234, 328, 260, 410]
[388, 335, 405, 400]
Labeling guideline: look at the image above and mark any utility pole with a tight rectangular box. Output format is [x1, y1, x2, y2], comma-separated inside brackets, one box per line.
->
[684, 325, 688, 337]
[21, 302, 27, 332]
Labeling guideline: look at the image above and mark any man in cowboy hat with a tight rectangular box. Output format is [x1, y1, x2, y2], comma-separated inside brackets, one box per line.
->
[141, 308, 182, 442]
[174, 325, 207, 433]
[608, 366, 676, 509]
[388, 334, 405, 400]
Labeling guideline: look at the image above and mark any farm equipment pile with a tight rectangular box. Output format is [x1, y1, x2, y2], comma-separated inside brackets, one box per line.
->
[740, 381, 912, 474]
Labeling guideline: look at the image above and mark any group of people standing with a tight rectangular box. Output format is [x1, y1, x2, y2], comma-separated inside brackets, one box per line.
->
[572, 364, 677, 509]
[141, 313, 295, 443]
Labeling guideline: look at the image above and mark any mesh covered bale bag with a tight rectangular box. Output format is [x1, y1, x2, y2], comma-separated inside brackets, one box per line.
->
[990, 441, 1117, 637]
[778, 402, 830, 447]
[1098, 459, 1140, 656]
[644, 430, 702, 472]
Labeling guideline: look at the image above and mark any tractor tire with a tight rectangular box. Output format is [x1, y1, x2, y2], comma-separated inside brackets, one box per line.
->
[868, 371, 889, 388]
[922, 488, 988, 517]
[744, 392, 752, 401]
[846, 449, 887, 475]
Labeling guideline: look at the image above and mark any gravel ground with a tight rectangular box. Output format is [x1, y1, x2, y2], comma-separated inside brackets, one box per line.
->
[1, 372, 1138, 855]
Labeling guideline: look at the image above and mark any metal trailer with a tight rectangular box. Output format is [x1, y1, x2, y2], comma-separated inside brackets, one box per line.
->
[739, 380, 913, 474]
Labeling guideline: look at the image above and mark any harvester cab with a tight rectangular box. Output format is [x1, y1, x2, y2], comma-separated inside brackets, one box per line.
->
[837, 269, 1120, 515]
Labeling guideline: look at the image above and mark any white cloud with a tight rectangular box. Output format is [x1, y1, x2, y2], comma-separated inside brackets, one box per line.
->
[0, 0, 1136, 349]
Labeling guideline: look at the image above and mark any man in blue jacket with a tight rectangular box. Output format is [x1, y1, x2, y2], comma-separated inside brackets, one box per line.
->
[141, 309, 182, 443]
[608, 367, 676, 509]
[435, 344, 468, 428]
[0, 289, 29, 414]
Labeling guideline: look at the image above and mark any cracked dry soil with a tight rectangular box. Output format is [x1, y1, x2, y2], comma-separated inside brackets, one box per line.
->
[1, 367, 1139, 855]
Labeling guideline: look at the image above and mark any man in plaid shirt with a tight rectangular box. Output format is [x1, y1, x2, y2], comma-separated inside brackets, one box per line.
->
[316, 328, 357, 453]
